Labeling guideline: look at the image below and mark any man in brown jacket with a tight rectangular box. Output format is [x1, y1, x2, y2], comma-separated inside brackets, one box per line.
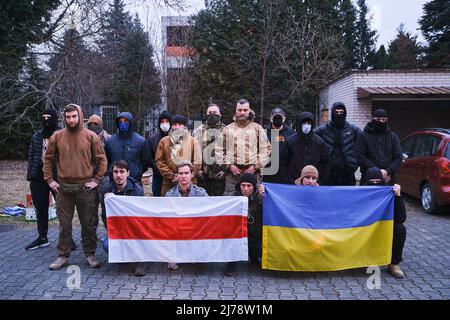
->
[215, 99, 272, 195]
[193, 104, 227, 196]
[87, 114, 111, 147]
[155, 114, 202, 196]
[43, 103, 107, 270]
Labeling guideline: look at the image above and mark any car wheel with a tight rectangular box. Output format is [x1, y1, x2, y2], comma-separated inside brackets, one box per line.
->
[421, 183, 438, 214]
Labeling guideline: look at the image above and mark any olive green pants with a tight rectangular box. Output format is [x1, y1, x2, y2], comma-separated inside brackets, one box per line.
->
[56, 183, 98, 258]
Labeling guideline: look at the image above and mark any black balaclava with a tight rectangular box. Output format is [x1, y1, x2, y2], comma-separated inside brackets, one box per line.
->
[372, 109, 388, 132]
[364, 167, 385, 186]
[331, 102, 347, 129]
[42, 108, 59, 138]
[235, 173, 257, 195]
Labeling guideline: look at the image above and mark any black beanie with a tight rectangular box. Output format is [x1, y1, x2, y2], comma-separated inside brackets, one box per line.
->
[373, 109, 388, 118]
[235, 173, 257, 193]
[172, 114, 188, 126]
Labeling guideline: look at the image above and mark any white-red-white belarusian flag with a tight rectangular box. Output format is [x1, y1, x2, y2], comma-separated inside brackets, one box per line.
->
[104, 195, 248, 263]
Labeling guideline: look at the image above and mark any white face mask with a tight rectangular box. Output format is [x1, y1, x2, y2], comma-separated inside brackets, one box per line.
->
[302, 124, 312, 135]
[160, 123, 170, 132]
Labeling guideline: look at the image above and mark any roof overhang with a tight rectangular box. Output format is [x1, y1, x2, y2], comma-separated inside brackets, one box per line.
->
[357, 86, 450, 100]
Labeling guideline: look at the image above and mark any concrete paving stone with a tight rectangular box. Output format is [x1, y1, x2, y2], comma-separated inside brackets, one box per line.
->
[1, 197, 449, 301]
[189, 295, 205, 300]
[175, 291, 191, 300]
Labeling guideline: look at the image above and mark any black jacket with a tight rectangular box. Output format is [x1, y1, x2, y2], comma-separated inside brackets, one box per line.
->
[280, 133, 331, 185]
[233, 190, 262, 241]
[315, 121, 361, 173]
[148, 130, 166, 180]
[102, 176, 144, 197]
[263, 124, 295, 183]
[355, 122, 402, 183]
[27, 129, 58, 182]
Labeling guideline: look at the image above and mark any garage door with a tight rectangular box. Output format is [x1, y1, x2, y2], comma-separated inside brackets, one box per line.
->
[373, 100, 450, 140]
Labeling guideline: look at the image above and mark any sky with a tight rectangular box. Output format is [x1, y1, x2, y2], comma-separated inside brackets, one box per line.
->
[366, 0, 428, 47]
[126, 0, 430, 49]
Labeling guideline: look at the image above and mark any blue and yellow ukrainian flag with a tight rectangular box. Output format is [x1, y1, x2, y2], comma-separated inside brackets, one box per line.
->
[262, 184, 394, 272]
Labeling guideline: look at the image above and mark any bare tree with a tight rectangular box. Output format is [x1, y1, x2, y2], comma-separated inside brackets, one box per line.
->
[273, 9, 345, 111]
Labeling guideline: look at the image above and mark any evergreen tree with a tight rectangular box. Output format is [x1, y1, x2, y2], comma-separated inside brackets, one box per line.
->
[46, 28, 97, 107]
[0, 0, 59, 159]
[372, 45, 389, 69]
[354, 0, 378, 69]
[99, 0, 133, 102]
[338, 0, 358, 69]
[0, 0, 59, 77]
[190, 0, 345, 122]
[116, 16, 161, 134]
[386, 24, 422, 69]
[419, 0, 450, 68]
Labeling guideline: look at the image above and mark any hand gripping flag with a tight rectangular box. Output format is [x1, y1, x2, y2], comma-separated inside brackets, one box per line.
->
[262, 184, 394, 272]
[105, 195, 248, 263]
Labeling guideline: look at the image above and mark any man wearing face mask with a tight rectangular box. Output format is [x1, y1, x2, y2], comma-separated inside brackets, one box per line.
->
[87, 115, 111, 148]
[26, 108, 61, 250]
[315, 102, 361, 185]
[364, 167, 406, 279]
[280, 111, 330, 185]
[147, 111, 172, 196]
[215, 99, 272, 195]
[193, 104, 227, 196]
[155, 114, 202, 195]
[263, 107, 295, 184]
[104, 112, 151, 184]
[355, 109, 402, 184]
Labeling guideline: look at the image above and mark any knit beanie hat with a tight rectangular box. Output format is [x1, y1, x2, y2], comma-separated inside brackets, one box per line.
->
[235, 173, 257, 193]
[297, 165, 319, 184]
[172, 114, 188, 126]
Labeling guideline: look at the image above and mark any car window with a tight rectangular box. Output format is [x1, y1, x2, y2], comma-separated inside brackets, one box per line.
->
[413, 135, 436, 157]
[401, 136, 416, 158]
[445, 142, 450, 160]
[431, 137, 441, 155]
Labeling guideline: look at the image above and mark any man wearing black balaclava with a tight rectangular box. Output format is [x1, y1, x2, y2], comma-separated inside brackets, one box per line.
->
[147, 111, 172, 196]
[263, 107, 295, 184]
[315, 102, 362, 185]
[364, 167, 407, 279]
[26, 108, 75, 251]
[279, 111, 330, 185]
[355, 109, 402, 184]
[193, 104, 227, 196]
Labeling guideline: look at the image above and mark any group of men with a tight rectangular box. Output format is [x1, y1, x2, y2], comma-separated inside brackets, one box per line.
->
[25, 98, 406, 278]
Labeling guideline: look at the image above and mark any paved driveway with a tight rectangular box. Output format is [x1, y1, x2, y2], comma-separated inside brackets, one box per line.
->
[0, 196, 449, 300]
